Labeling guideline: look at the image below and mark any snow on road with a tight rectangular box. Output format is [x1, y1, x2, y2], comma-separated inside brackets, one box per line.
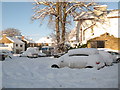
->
[2, 56, 118, 88]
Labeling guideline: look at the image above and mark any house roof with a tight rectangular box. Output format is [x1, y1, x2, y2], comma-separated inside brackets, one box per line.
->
[36, 37, 53, 43]
[7, 37, 24, 44]
[74, 9, 120, 21]
[23, 38, 35, 43]
[74, 11, 94, 20]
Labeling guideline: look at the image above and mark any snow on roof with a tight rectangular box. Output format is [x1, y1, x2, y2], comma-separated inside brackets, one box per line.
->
[36, 37, 53, 43]
[68, 48, 99, 55]
[75, 9, 120, 20]
[23, 38, 35, 43]
[74, 11, 94, 20]
[107, 10, 120, 17]
[7, 37, 24, 44]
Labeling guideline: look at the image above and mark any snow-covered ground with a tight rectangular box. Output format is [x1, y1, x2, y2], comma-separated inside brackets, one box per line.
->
[1, 56, 118, 88]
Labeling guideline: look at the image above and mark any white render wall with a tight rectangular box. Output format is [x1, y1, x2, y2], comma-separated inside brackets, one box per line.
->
[4, 43, 25, 53]
[4, 43, 14, 51]
[81, 17, 119, 44]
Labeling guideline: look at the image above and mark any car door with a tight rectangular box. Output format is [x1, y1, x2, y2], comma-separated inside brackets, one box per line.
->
[68, 54, 88, 68]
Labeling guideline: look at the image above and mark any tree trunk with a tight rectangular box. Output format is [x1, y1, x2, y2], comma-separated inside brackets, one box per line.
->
[56, 2, 60, 52]
[61, 2, 67, 52]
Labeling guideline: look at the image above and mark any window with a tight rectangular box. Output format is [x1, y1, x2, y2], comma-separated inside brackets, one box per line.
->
[16, 44, 18, 47]
[69, 54, 89, 57]
[90, 41, 105, 48]
[97, 41, 105, 48]
[20, 45, 22, 47]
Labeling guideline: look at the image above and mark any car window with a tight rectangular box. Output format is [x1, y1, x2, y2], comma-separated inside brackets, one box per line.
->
[108, 51, 120, 55]
[69, 54, 89, 56]
[114, 52, 120, 55]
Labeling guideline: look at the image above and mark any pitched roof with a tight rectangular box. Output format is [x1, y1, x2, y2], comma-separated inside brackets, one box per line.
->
[23, 38, 35, 43]
[7, 37, 24, 44]
[74, 9, 120, 20]
[36, 37, 53, 43]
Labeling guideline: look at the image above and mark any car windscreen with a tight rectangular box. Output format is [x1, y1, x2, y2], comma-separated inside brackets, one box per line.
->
[108, 51, 120, 55]
[42, 48, 48, 50]
[69, 54, 89, 56]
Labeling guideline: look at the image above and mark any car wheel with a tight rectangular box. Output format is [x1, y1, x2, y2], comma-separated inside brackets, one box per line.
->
[51, 64, 59, 68]
[116, 58, 120, 63]
[85, 66, 93, 68]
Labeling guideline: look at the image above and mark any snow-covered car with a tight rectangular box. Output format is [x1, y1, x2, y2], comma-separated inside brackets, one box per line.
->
[20, 47, 39, 57]
[27, 53, 38, 58]
[20, 47, 46, 58]
[38, 52, 46, 57]
[97, 48, 120, 63]
[0, 53, 6, 61]
[41, 46, 54, 56]
[0, 50, 12, 61]
[98, 50, 113, 66]
[107, 51, 120, 63]
[51, 48, 105, 70]
[53, 52, 66, 58]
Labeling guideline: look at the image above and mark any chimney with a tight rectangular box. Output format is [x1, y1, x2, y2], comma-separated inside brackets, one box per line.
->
[21, 36, 25, 40]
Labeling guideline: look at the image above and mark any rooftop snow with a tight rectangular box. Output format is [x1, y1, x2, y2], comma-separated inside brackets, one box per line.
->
[36, 37, 53, 43]
[75, 9, 120, 20]
[7, 37, 24, 44]
[23, 38, 35, 43]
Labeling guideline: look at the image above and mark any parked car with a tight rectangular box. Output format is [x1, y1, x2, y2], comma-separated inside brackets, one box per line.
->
[97, 48, 120, 63]
[0, 53, 6, 61]
[0, 50, 12, 61]
[20, 47, 38, 57]
[98, 50, 113, 66]
[38, 52, 46, 57]
[107, 51, 120, 63]
[41, 46, 54, 56]
[51, 48, 105, 70]
[27, 53, 38, 58]
[53, 52, 66, 58]
[20, 47, 46, 58]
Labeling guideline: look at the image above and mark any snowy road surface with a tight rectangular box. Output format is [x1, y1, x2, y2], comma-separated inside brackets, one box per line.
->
[1, 56, 118, 88]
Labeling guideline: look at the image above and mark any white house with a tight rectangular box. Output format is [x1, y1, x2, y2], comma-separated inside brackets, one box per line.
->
[0, 34, 25, 54]
[74, 5, 120, 51]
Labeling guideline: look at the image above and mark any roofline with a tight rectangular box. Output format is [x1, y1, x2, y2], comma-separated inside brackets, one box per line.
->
[6, 37, 14, 43]
[6, 37, 24, 44]
[74, 16, 120, 21]
[74, 9, 120, 21]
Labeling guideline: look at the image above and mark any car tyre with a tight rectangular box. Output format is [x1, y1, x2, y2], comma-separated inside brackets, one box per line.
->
[116, 58, 120, 63]
[51, 64, 59, 68]
[85, 66, 93, 68]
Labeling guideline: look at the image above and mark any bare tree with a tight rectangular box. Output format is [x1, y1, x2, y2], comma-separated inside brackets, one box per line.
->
[32, 1, 106, 52]
[0, 28, 21, 37]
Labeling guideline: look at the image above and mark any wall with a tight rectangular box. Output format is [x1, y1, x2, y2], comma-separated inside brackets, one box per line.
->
[87, 33, 120, 51]
[80, 12, 119, 45]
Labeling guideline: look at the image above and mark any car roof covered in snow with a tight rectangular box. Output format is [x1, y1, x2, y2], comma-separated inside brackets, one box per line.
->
[68, 48, 99, 55]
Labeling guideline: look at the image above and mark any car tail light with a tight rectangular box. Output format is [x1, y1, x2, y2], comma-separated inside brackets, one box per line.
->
[96, 62, 100, 64]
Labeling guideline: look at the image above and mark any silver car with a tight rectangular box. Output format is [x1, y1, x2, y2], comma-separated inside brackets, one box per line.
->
[107, 51, 120, 63]
[52, 48, 105, 70]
